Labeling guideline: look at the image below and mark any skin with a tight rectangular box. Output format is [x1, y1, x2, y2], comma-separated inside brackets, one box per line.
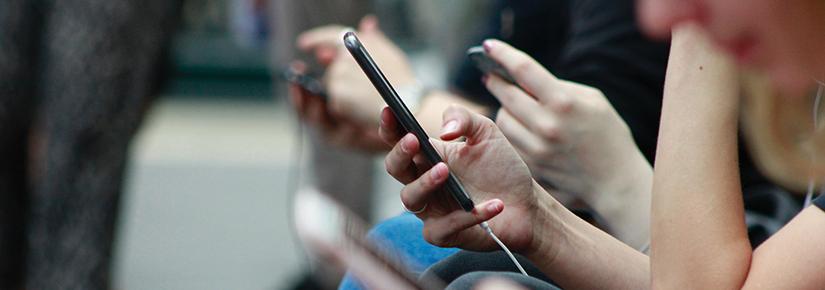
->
[384, 5, 825, 289]
[637, 0, 825, 96]
[482, 39, 652, 248]
[292, 17, 653, 247]
[637, 0, 825, 289]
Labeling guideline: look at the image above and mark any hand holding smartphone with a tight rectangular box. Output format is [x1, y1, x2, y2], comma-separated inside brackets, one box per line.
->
[282, 65, 328, 101]
[467, 46, 517, 84]
[343, 32, 476, 212]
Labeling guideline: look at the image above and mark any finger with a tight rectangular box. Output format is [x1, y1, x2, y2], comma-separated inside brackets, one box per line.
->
[379, 107, 405, 145]
[439, 105, 497, 145]
[483, 39, 571, 111]
[485, 74, 562, 141]
[358, 14, 379, 33]
[385, 133, 422, 184]
[297, 25, 349, 51]
[288, 84, 307, 116]
[423, 199, 504, 247]
[399, 162, 449, 213]
[495, 109, 550, 157]
[315, 46, 338, 66]
[305, 93, 334, 130]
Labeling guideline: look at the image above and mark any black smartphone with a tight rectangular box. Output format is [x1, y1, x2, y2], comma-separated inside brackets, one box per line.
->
[343, 31, 475, 212]
[282, 67, 328, 100]
[467, 46, 517, 84]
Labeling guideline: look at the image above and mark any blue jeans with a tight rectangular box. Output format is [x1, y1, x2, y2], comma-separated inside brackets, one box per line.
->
[338, 213, 459, 290]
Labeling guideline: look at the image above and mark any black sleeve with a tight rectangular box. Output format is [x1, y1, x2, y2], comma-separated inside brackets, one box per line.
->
[814, 195, 825, 212]
[450, 0, 669, 162]
[552, 0, 669, 162]
[450, 0, 570, 108]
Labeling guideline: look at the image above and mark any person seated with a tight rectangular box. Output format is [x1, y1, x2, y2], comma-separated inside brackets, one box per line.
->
[380, 0, 825, 286]
[289, 0, 802, 288]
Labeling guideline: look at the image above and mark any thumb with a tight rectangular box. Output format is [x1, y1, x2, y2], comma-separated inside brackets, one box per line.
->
[440, 105, 498, 145]
[358, 14, 381, 34]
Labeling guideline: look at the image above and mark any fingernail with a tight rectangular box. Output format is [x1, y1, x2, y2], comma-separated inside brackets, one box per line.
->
[487, 201, 502, 212]
[430, 163, 445, 179]
[400, 134, 413, 152]
[483, 39, 494, 53]
[481, 75, 488, 84]
[441, 120, 459, 135]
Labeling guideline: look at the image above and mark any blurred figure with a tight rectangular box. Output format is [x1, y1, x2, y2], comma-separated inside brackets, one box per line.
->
[271, 0, 377, 223]
[0, 0, 180, 289]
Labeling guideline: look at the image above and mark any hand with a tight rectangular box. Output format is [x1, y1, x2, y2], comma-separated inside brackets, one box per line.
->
[298, 15, 417, 125]
[287, 61, 389, 152]
[379, 105, 554, 253]
[481, 40, 651, 202]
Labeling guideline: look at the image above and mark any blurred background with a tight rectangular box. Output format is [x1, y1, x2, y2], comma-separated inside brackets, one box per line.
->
[108, 0, 493, 289]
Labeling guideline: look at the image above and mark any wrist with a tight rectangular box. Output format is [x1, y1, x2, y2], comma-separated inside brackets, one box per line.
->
[395, 80, 429, 113]
[523, 180, 571, 267]
[588, 148, 652, 208]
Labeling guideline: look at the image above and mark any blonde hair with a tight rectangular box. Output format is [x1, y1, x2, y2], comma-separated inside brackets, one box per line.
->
[741, 72, 825, 192]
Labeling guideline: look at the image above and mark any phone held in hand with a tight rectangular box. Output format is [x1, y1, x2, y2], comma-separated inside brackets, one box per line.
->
[467, 46, 517, 84]
[281, 67, 328, 101]
[342, 31, 476, 212]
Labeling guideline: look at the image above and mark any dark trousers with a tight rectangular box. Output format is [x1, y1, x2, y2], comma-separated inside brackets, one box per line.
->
[0, 0, 179, 289]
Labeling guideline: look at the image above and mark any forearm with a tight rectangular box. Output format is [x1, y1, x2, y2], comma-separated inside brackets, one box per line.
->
[415, 90, 489, 136]
[527, 182, 650, 290]
[587, 149, 653, 249]
[650, 24, 751, 289]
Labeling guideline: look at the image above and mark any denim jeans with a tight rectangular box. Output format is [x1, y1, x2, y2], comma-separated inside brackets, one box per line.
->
[338, 213, 459, 290]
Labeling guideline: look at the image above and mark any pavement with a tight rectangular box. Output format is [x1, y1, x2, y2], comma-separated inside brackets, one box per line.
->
[113, 98, 314, 290]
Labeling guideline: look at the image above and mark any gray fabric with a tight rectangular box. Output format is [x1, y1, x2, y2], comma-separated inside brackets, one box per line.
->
[446, 272, 561, 290]
[0, 0, 179, 289]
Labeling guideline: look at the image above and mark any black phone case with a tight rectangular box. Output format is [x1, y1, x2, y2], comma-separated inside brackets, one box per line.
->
[467, 46, 517, 84]
[343, 32, 475, 212]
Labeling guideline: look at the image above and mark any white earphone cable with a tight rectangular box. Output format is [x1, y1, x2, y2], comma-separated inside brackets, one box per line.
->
[479, 221, 529, 277]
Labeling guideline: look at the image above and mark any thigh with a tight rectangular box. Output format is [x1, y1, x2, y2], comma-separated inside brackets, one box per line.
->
[339, 213, 459, 290]
[422, 250, 552, 286]
[446, 272, 561, 290]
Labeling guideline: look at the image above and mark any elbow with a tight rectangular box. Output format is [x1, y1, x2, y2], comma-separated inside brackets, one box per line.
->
[652, 241, 752, 290]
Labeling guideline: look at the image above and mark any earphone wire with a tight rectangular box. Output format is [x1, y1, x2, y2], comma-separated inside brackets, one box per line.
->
[479, 221, 529, 277]
[804, 81, 825, 207]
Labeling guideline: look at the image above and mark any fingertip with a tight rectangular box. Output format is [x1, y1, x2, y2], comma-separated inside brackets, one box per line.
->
[403, 133, 420, 151]
[359, 14, 379, 32]
[430, 162, 449, 181]
[482, 39, 496, 53]
[486, 199, 504, 214]
[439, 119, 460, 139]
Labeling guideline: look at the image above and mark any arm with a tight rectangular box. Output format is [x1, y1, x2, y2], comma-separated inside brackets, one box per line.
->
[653, 24, 825, 290]
[482, 39, 653, 248]
[650, 24, 750, 289]
[380, 105, 650, 290]
[293, 17, 488, 151]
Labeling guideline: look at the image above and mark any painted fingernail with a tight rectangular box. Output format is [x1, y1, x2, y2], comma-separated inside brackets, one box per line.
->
[487, 201, 502, 212]
[441, 120, 459, 135]
[483, 39, 494, 53]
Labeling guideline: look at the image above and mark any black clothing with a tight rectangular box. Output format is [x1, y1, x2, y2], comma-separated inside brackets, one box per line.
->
[814, 194, 825, 212]
[449, 0, 799, 246]
[451, 0, 668, 162]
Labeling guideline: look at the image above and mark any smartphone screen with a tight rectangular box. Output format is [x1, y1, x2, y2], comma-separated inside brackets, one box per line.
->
[342, 31, 475, 212]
